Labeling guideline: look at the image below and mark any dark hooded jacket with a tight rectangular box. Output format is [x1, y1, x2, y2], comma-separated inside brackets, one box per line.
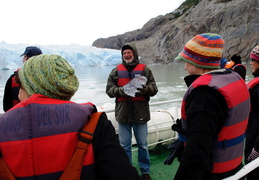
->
[175, 69, 249, 180]
[245, 69, 259, 156]
[106, 43, 158, 123]
[230, 54, 246, 80]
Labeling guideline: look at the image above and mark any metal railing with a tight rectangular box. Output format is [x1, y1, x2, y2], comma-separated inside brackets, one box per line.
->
[102, 99, 182, 113]
[223, 158, 259, 180]
[102, 99, 259, 179]
[3, 98, 257, 179]
[104, 99, 182, 152]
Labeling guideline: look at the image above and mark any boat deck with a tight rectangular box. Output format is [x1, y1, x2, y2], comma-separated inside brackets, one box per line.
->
[132, 144, 179, 179]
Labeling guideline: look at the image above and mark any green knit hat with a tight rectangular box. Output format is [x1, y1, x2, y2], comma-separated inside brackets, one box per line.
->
[18, 54, 79, 100]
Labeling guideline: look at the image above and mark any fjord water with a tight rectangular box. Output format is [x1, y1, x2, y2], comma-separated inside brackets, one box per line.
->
[0, 63, 252, 114]
[61, 64, 189, 111]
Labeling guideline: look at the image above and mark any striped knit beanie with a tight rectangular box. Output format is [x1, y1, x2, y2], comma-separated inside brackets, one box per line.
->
[175, 33, 224, 69]
[250, 45, 259, 62]
[18, 54, 79, 100]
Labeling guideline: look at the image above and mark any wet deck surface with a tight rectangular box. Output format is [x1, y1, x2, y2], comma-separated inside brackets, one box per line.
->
[132, 144, 179, 180]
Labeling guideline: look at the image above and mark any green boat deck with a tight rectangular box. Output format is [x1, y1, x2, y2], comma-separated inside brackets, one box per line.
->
[132, 143, 179, 179]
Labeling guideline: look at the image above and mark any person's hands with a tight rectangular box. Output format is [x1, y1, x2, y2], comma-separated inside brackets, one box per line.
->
[248, 148, 259, 162]
[135, 84, 148, 97]
[164, 139, 184, 165]
[171, 119, 186, 135]
[118, 87, 128, 97]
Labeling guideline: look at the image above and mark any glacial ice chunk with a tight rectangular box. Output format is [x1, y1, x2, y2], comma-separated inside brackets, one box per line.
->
[123, 75, 147, 97]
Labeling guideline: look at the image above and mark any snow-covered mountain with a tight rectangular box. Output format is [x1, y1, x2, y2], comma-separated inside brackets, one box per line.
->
[0, 42, 122, 70]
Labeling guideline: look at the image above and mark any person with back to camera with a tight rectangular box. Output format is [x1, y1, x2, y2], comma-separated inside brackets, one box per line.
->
[0, 54, 141, 180]
[106, 43, 158, 180]
[166, 33, 250, 180]
[3, 46, 42, 112]
[245, 45, 259, 180]
[229, 54, 246, 80]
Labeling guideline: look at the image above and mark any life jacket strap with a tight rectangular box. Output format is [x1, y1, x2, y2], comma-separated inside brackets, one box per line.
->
[214, 134, 245, 149]
[0, 112, 103, 180]
[59, 112, 103, 180]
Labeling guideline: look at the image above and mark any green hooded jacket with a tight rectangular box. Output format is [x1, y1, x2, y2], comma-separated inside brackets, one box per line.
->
[106, 43, 158, 124]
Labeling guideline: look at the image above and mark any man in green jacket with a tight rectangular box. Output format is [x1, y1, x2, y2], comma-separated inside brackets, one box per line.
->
[106, 43, 158, 180]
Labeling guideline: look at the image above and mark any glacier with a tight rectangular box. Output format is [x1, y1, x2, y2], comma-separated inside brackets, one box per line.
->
[0, 41, 122, 70]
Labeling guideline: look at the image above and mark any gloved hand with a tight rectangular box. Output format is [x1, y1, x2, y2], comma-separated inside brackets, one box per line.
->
[118, 87, 128, 97]
[164, 139, 184, 165]
[135, 84, 148, 97]
[171, 119, 186, 135]
[247, 148, 259, 162]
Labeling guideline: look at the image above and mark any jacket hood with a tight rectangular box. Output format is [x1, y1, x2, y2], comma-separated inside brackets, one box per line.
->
[121, 43, 139, 66]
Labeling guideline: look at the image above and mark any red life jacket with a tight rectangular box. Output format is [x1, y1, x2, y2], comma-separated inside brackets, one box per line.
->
[232, 63, 246, 70]
[247, 77, 259, 90]
[0, 94, 97, 179]
[117, 64, 147, 102]
[11, 70, 20, 107]
[247, 77, 259, 113]
[181, 70, 250, 173]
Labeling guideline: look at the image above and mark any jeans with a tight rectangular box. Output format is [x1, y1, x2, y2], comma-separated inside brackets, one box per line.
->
[118, 122, 150, 174]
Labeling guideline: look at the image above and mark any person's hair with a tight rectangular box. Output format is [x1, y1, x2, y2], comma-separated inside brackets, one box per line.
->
[251, 58, 259, 63]
[15, 73, 25, 90]
[15, 74, 21, 87]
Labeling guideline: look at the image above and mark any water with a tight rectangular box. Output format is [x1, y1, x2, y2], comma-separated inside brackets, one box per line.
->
[59, 64, 188, 111]
[0, 63, 253, 114]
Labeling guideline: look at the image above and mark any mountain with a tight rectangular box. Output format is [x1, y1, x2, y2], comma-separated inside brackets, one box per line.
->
[92, 0, 259, 64]
[0, 42, 121, 70]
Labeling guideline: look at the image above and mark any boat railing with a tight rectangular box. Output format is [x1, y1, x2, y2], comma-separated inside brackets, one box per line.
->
[222, 157, 259, 180]
[103, 99, 182, 151]
[1, 98, 258, 178]
[132, 137, 177, 152]
[101, 99, 182, 113]
[100, 99, 259, 179]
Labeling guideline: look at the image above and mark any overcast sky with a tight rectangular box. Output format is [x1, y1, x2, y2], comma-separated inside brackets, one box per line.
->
[0, 0, 184, 46]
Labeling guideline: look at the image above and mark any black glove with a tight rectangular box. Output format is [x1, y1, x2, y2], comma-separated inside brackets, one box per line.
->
[171, 119, 186, 135]
[164, 139, 184, 165]
[135, 84, 148, 96]
[118, 87, 128, 97]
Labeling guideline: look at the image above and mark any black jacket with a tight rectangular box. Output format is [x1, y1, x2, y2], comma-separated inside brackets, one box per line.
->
[92, 112, 141, 179]
[246, 69, 259, 151]
[232, 64, 246, 81]
[3, 72, 20, 112]
[174, 74, 242, 180]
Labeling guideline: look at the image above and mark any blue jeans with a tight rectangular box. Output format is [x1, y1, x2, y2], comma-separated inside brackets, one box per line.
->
[118, 122, 150, 174]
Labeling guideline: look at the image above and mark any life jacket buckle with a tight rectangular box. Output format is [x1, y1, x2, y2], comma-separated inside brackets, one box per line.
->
[78, 130, 93, 144]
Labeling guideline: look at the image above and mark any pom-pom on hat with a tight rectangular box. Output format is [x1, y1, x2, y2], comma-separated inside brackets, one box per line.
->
[18, 54, 79, 100]
[250, 45, 259, 62]
[175, 33, 224, 69]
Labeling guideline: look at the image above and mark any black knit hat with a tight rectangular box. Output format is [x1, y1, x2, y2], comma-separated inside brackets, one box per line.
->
[231, 54, 241, 63]
[121, 45, 133, 54]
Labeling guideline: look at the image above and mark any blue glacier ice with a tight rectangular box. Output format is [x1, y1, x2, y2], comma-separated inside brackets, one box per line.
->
[0, 42, 121, 70]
